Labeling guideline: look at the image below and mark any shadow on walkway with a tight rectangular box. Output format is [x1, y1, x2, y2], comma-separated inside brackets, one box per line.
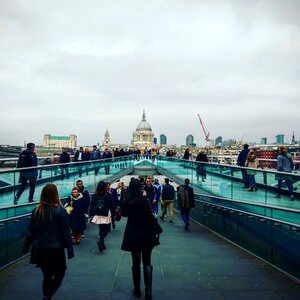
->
[1, 212, 300, 300]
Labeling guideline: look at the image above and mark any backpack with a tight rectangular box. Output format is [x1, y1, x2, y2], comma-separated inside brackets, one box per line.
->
[95, 194, 109, 216]
[177, 185, 189, 208]
[17, 152, 33, 168]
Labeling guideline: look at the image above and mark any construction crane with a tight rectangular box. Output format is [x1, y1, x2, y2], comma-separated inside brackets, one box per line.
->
[197, 114, 210, 144]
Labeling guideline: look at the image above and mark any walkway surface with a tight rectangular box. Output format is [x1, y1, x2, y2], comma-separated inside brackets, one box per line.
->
[1, 212, 300, 300]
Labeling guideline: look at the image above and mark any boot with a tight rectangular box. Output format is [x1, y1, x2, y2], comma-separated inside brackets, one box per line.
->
[248, 187, 254, 192]
[143, 265, 153, 300]
[132, 267, 141, 298]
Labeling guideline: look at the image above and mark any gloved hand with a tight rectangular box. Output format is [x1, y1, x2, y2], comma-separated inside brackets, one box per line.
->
[67, 248, 74, 259]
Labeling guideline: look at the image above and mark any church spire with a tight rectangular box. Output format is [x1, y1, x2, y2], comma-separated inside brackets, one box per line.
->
[142, 109, 146, 121]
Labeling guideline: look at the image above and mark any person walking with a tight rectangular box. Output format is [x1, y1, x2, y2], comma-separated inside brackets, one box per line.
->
[89, 181, 115, 252]
[14, 142, 38, 204]
[90, 145, 101, 175]
[59, 147, 70, 180]
[275, 146, 295, 200]
[121, 179, 160, 299]
[237, 143, 250, 189]
[144, 178, 158, 216]
[64, 187, 86, 244]
[160, 178, 175, 224]
[195, 150, 209, 182]
[177, 178, 195, 231]
[245, 150, 259, 192]
[22, 184, 74, 300]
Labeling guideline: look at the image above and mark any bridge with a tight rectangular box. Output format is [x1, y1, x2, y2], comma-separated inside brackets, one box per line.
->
[0, 156, 300, 299]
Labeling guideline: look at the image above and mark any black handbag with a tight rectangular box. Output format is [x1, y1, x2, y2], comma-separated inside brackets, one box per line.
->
[153, 217, 163, 235]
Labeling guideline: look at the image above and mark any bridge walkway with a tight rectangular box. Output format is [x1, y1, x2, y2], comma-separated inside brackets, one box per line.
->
[1, 212, 300, 300]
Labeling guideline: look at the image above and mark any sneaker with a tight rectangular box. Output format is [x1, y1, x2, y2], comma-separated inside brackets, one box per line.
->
[274, 194, 281, 198]
[169, 220, 173, 224]
[291, 195, 295, 201]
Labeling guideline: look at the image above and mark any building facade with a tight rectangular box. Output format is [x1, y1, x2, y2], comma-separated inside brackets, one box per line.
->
[160, 134, 167, 145]
[102, 129, 111, 148]
[276, 134, 284, 145]
[186, 134, 194, 147]
[43, 134, 77, 148]
[132, 110, 154, 148]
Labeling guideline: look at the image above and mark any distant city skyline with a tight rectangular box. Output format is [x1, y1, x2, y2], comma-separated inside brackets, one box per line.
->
[0, 1, 299, 146]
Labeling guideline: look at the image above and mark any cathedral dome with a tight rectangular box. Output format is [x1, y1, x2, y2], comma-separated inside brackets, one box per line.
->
[137, 119, 152, 130]
[132, 110, 154, 148]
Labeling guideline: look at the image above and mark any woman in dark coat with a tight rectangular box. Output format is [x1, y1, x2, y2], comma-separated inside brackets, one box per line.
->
[64, 187, 86, 244]
[121, 178, 159, 299]
[23, 184, 74, 300]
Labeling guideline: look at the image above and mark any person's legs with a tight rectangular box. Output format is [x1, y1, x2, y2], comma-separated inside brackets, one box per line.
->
[48, 267, 65, 298]
[169, 202, 174, 222]
[285, 180, 294, 198]
[16, 176, 27, 199]
[181, 208, 190, 230]
[41, 266, 53, 298]
[142, 248, 153, 300]
[131, 250, 142, 297]
[276, 179, 283, 197]
[160, 201, 167, 220]
[28, 177, 36, 202]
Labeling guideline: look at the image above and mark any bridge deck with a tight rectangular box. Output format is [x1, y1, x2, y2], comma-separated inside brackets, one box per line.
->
[1, 212, 300, 300]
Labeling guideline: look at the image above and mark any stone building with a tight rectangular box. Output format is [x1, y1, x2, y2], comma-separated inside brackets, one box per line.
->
[102, 129, 111, 148]
[43, 134, 77, 149]
[132, 110, 154, 148]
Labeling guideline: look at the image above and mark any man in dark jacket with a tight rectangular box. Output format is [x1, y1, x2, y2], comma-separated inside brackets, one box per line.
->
[59, 147, 70, 179]
[160, 178, 175, 223]
[14, 142, 38, 204]
[177, 178, 195, 231]
[237, 143, 250, 188]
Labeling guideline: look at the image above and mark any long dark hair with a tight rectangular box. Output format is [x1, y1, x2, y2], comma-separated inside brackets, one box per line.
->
[125, 178, 142, 205]
[95, 181, 107, 196]
[35, 184, 62, 222]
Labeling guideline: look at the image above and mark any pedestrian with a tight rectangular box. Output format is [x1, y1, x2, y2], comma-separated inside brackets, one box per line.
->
[89, 181, 115, 252]
[275, 146, 295, 200]
[22, 184, 74, 300]
[237, 143, 250, 189]
[106, 181, 118, 229]
[177, 178, 195, 231]
[195, 150, 209, 182]
[64, 187, 86, 245]
[102, 148, 112, 174]
[144, 178, 158, 216]
[76, 179, 90, 236]
[14, 142, 38, 204]
[245, 150, 259, 192]
[74, 147, 84, 177]
[59, 147, 70, 179]
[121, 178, 160, 299]
[90, 145, 101, 175]
[153, 178, 161, 215]
[160, 178, 175, 223]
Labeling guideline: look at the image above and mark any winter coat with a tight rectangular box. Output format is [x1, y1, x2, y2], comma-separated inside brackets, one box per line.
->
[89, 192, 115, 217]
[64, 194, 86, 232]
[17, 149, 38, 178]
[23, 205, 73, 252]
[237, 149, 250, 167]
[121, 196, 159, 252]
[161, 183, 175, 200]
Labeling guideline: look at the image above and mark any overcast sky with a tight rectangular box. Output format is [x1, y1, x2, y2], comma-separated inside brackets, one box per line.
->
[0, 0, 299, 147]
